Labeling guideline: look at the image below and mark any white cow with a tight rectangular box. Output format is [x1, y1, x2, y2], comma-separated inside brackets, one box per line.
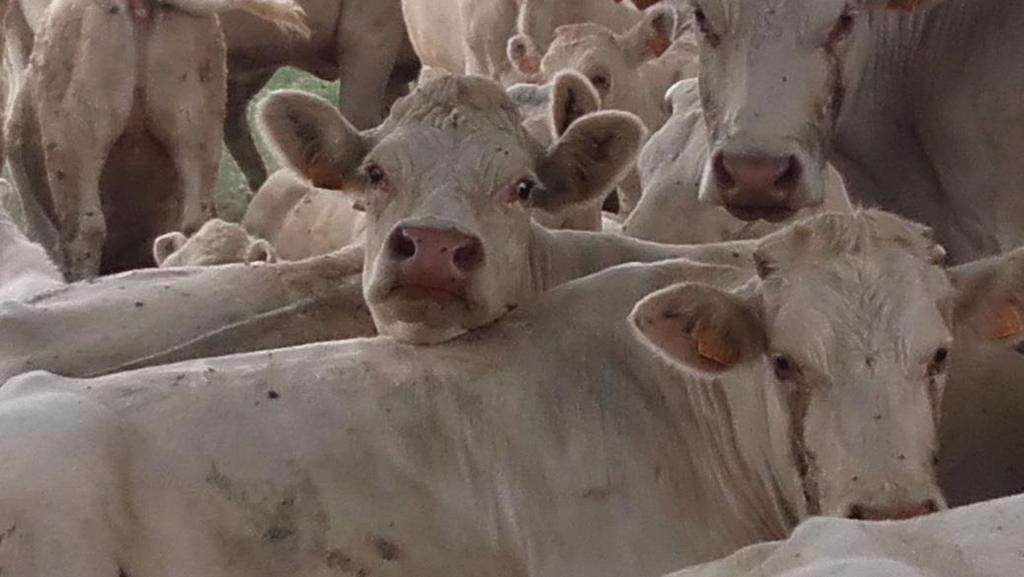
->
[689, 0, 1024, 263]
[255, 72, 751, 344]
[624, 78, 852, 244]
[4, 0, 308, 279]
[2, 211, 1020, 577]
[153, 218, 278, 267]
[401, 0, 646, 85]
[0, 186, 63, 302]
[241, 170, 365, 261]
[670, 495, 1024, 577]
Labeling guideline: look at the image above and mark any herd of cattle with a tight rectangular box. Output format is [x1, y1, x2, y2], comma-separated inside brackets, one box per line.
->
[0, 0, 1023, 575]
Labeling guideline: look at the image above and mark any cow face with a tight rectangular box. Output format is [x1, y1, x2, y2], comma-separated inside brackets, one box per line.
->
[630, 211, 1024, 522]
[509, 7, 676, 131]
[258, 74, 643, 343]
[691, 0, 937, 220]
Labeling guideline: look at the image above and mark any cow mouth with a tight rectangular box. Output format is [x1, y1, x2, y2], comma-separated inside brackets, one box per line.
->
[389, 285, 468, 303]
[725, 205, 798, 223]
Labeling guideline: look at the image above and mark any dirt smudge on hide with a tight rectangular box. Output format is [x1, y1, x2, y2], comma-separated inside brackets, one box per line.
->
[371, 535, 400, 561]
[204, 463, 329, 573]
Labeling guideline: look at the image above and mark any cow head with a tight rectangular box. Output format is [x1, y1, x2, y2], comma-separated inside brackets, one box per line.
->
[153, 219, 277, 267]
[258, 74, 643, 343]
[509, 6, 678, 132]
[631, 210, 1024, 522]
[692, 0, 940, 220]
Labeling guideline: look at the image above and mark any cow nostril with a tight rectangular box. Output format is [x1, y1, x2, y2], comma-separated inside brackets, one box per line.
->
[713, 152, 735, 188]
[774, 156, 801, 191]
[452, 240, 484, 273]
[389, 229, 417, 260]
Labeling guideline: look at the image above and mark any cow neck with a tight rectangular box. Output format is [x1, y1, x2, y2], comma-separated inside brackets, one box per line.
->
[621, 274, 802, 547]
[527, 221, 754, 293]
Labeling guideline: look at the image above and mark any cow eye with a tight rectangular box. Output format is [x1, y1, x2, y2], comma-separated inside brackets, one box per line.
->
[927, 347, 949, 377]
[588, 72, 611, 93]
[515, 178, 537, 201]
[364, 162, 387, 188]
[772, 354, 801, 381]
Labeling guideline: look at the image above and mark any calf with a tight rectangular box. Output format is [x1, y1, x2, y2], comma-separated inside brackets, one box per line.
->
[5, 0, 308, 279]
[2, 211, 1019, 577]
[153, 218, 277, 267]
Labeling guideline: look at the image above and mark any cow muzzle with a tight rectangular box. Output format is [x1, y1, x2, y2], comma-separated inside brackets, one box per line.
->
[386, 225, 484, 302]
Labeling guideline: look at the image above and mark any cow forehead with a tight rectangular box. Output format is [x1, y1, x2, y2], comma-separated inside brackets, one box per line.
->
[370, 126, 537, 193]
[762, 256, 952, 361]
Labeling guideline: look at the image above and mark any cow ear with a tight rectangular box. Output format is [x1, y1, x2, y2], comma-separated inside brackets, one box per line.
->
[257, 90, 368, 190]
[508, 34, 543, 79]
[245, 239, 278, 264]
[533, 111, 646, 211]
[630, 283, 765, 377]
[550, 71, 602, 137]
[153, 231, 187, 266]
[951, 247, 1024, 342]
[622, 5, 676, 61]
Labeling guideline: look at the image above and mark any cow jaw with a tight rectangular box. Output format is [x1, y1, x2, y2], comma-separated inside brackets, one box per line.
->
[693, 0, 873, 218]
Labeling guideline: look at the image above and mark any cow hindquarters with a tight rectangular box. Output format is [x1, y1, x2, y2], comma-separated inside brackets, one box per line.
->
[144, 12, 224, 235]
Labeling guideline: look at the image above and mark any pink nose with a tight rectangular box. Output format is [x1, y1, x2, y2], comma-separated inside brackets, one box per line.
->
[390, 226, 483, 298]
[714, 153, 799, 207]
[847, 500, 939, 521]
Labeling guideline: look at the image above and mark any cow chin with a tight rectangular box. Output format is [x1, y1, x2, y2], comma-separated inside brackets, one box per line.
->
[369, 291, 499, 345]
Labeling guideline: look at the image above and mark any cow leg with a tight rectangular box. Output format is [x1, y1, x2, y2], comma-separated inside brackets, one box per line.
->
[225, 70, 273, 192]
[145, 13, 224, 233]
[335, 0, 405, 129]
[34, 6, 137, 280]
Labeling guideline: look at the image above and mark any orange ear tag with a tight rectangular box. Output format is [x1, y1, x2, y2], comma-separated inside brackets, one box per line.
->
[984, 302, 1024, 341]
[696, 328, 738, 367]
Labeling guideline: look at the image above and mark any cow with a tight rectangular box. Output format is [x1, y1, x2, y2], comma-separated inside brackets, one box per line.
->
[255, 72, 752, 344]
[1, 210, 1020, 577]
[689, 0, 1024, 263]
[153, 218, 278, 267]
[624, 78, 852, 244]
[669, 494, 1024, 577]
[241, 170, 365, 261]
[3, 0, 309, 280]
[0, 72, 754, 380]
[219, 0, 421, 191]
[507, 7, 697, 213]
[0, 184, 64, 302]
[401, 0, 647, 85]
